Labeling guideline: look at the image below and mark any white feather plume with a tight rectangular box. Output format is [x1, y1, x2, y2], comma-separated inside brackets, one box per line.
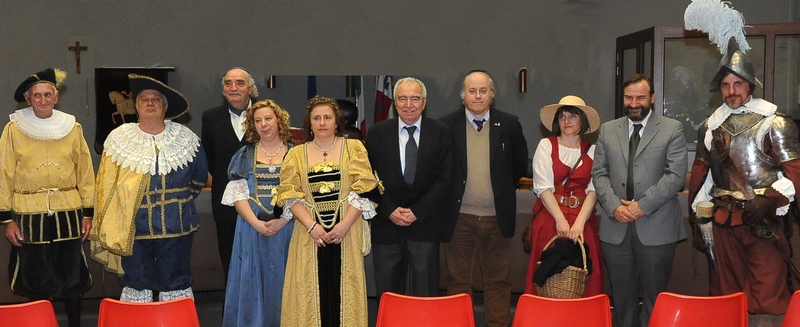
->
[684, 0, 749, 56]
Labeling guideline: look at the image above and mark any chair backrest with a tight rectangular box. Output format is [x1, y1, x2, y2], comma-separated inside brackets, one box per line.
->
[782, 290, 800, 327]
[512, 293, 612, 327]
[376, 292, 475, 327]
[98, 297, 200, 327]
[0, 300, 59, 327]
[649, 292, 747, 327]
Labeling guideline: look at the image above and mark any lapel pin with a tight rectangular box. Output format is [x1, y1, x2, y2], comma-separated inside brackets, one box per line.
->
[494, 122, 500, 126]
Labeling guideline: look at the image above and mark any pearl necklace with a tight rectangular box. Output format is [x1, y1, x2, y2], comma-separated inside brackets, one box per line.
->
[312, 137, 337, 162]
[259, 141, 283, 173]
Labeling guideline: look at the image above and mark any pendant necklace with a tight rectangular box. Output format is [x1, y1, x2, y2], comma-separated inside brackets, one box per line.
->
[259, 141, 283, 173]
[312, 137, 337, 162]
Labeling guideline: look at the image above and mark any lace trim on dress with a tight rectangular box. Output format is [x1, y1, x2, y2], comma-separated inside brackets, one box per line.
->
[347, 191, 376, 220]
[221, 179, 249, 206]
[103, 122, 200, 175]
[9, 108, 75, 140]
[282, 198, 307, 221]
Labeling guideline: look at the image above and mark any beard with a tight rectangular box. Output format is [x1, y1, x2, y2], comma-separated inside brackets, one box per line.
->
[724, 94, 748, 109]
[625, 104, 651, 122]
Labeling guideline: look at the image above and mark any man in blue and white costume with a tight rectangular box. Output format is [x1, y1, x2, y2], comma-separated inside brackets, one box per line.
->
[90, 74, 208, 303]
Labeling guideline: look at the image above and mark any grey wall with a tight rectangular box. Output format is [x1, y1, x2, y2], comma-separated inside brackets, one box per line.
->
[1, 0, 796, 167]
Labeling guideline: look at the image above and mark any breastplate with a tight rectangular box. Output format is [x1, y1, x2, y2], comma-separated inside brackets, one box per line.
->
[709, 112, 781, 190]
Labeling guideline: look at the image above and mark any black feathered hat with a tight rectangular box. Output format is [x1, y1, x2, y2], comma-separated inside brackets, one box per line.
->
[128, 74, 190, 120]
[14, 68, 66, 103]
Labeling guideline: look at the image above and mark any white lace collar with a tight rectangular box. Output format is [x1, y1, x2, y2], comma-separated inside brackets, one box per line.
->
[103, 122, 200, 175]
[704, 98, 778, 149]
[9, 107, 75, 140]
[707, 98, 777, 131]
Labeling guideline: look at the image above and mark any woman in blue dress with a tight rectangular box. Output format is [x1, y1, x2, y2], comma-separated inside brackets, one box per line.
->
[221, 99, 294, 327]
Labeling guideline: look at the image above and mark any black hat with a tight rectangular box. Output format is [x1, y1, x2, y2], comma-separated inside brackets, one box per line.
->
[128, 74, 190, 120]
[14, 68, 66, 103]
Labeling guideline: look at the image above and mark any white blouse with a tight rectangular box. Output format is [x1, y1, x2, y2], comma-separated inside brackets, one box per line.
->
[532, 138, 596, 197]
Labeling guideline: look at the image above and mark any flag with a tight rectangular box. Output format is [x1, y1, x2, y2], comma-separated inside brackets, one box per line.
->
[307, 76, 317, 99]
[356, 76, 366, 134]
[374, 75, 393, 123]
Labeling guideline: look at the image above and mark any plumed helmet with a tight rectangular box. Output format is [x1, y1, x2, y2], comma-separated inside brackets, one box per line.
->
[709, 39, 762, 93]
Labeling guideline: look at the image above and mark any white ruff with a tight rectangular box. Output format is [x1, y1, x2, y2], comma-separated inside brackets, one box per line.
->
[704, 98, 777, 149]
[9, 108, 75, 140]
[104, 122, 200, 175]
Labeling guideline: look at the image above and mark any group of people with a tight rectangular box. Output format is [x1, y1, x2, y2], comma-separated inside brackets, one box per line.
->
[524, 46, 799, 327]
[207, 69, 528, 327]
[1, 46, 797, 327]
[1, 69, 208, 326]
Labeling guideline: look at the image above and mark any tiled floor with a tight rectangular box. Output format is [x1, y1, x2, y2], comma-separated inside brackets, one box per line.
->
[55, 291, 518, 327]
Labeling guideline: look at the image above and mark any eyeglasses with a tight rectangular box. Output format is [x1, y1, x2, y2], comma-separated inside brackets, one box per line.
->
[558, 114, 580, 122]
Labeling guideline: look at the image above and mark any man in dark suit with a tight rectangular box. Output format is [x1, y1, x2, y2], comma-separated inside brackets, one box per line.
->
[592, 74, 687, 327]
[200, 68, 256, 279]
[366, 77, 453, 298]
[440, 71, 528, 327]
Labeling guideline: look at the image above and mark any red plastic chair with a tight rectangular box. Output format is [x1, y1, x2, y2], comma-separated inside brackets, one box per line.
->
[0, 300, 59, 327]
[376, 292, 475, 327]
[512, 293, 611, 327]
[97, 297, 200, 327]
[649, 292, 747, 327]
[782, 291, 800, 327]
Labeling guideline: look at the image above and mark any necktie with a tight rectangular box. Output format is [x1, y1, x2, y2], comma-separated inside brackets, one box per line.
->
[626, 124, 643, 200]
[404, 126, 418, 186]
[474, 119, 485, 132]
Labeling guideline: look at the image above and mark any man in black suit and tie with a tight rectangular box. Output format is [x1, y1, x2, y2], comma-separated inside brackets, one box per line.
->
[440, 71, 528, 327]
[366, 77, 454, 298]
[200, 68, 256, 279]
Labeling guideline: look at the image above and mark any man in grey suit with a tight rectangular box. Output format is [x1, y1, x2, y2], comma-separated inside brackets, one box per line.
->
[592, 73, 687, 327]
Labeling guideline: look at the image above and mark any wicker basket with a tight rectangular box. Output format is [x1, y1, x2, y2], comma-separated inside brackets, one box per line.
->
[534, 236, 589, 299]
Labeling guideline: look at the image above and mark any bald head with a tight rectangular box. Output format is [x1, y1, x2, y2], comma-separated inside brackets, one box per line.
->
[461, 71, 495, 117]
[221, 68, 258, 110]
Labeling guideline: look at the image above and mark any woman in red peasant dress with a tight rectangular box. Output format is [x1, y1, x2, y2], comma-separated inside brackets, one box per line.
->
[524, 95, 604, 297]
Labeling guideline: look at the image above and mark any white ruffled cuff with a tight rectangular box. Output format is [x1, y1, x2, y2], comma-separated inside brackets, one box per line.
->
[347, 191, 376, 220]
[772, 173, 794, 216]
[221, 179, 249, 206]
[282, 198, 307, 221]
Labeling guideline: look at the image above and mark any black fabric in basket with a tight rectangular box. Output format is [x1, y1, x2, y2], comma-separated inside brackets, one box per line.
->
[533, 238, 592, 287]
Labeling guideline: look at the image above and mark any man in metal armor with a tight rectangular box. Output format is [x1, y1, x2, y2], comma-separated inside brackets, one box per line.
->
[688, 45, 800, 319]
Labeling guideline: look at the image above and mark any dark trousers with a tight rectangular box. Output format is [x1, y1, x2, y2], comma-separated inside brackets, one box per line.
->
[373, 240, 439, 300]
[121, 235, 194, 292]
[443, 214, 512, 327]
[10, 239, 90, 327]
[603, 223, 676, 327]
[215, 220, 236, 280]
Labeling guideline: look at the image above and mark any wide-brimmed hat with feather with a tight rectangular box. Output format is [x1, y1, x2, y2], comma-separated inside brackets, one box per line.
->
[128, 74, 190, 120]
[14, 68, 66, 103]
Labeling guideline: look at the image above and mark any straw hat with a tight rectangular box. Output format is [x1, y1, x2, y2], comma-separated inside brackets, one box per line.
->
[539, 95, 600, 133]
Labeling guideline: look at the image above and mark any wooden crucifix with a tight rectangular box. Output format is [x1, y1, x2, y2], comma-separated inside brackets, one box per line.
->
[68, 41, 88, 74]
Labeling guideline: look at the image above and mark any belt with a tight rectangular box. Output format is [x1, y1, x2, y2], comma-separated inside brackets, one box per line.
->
[712, 195, 746, 213]
[14, 186, 77, 194]
[555, 194, 585, 209]
[13, 186, 77, 215]
[710, 186, 767, 201]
